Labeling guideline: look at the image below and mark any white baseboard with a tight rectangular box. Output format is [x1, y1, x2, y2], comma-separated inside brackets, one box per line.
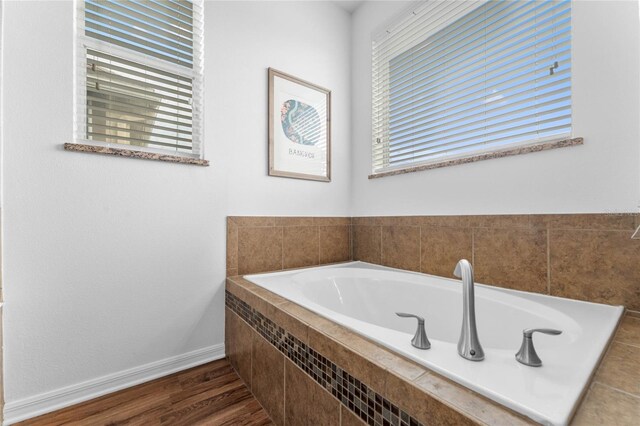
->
[3, 344, 226, 425]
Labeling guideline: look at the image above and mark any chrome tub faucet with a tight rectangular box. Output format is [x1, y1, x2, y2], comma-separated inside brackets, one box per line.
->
[453, 259, 485, 361]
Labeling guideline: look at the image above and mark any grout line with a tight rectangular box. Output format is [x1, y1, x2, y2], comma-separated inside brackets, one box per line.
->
[317, 226, 320, 265]
[546, 228, 551, 295]
[614, 340, 640, 350]
[471, 228, 475, 267]
[419, 226, 422, 273]
[593, 381, 640, 400]
[282, 353, 286, 423]
[379, 226, 383, 264]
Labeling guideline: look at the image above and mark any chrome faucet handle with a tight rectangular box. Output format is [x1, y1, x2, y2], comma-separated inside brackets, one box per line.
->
[396, 313, 431, 350]
[515, 328, 562, 367]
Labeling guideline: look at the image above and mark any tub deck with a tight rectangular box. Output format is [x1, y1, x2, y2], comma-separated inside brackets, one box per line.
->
[226, 265, 639, 425]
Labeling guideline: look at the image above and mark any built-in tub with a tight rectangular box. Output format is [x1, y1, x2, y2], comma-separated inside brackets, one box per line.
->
[245, 262, 623, 426]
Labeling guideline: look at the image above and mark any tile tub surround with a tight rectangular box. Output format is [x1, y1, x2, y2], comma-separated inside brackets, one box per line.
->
[225, 276, 533, 426]
[227, 217, 352, 277]
[225, 274, 639, 426]
[351, 214, 640, 311]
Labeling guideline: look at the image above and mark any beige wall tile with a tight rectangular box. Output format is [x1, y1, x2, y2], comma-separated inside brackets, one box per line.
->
[227, 218, 238, 272]
[412, 372, 531, 425]
[550, 230, 640, 310]
[474, 228, 548, 293]
[381, 226, 420, 272]
[353, 226, 381, 264]
[540, 214, 636, 230]
[275, 217, 315, 227]
[319, 226, 351, 264]
[594, 342, 640, 396]
[352, 217, 384, 226]
[314, 217, 351, 226]
[307, 372, 341, 425]
[283, 226, 319, 269]
[225, 309, 252, 389]
[284, 360, 340, 426]
[265, 302, 309, 344]
[237, 227, 283, 275]
[615, 316, 640, 347]
[314, 321, 425, 382]
[421, 227, 472, 278]
[385, 372, 476, 426]
[226, 279, 268, 317]
[417, 216, 471, 228]
[308, 327, 386, 394]
[468, 215, 532, 229]
[229, 216, 275, 227]
[284, 360, 309, 424]
[379, 216, 421, 226]
[572, 383, 640, 425]
[251, 332, 285, 425]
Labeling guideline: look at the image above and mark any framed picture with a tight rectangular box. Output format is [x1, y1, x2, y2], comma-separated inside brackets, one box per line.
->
[268, 68, 331, 182]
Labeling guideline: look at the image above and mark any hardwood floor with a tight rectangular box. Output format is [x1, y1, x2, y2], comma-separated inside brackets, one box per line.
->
[18, 359, 273, 426]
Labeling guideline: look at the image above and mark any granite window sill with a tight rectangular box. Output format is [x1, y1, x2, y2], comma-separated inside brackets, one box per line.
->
[64, 143, 209, 167]
[369, 137, 583, 179]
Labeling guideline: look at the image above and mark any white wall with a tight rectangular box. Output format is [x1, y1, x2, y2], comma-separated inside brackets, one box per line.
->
[350, 0, 640, 216]
[211, 1, 352, 215]
[0, 0, 350, 420]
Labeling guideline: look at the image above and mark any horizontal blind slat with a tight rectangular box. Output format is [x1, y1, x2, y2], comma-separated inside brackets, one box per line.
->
[381, 106, 572, 156]
[388, 63, 571, 124]
[86, 49, 192, 83]
[86, 49, 194, 151]
[387, 0, 565, 81]
[387, 20, 570, 102]
[379, 94, 571, 152]
[86, 111, 192, 134]
[88, 123, 192, 143]
[374, 119, 571, 164]
[85, 11, 193, 55]
[86, 104, 192, 127]
[88, 131, 193, 150]
[85, 0, 194, 68]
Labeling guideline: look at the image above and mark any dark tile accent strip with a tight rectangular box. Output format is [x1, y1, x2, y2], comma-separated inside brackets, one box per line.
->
[225, 290, 424, 426]
[64, 143, 210, 166]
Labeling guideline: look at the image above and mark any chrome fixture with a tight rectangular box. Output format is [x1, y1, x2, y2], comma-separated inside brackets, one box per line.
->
[453, 259, 484, 361]
[515, 328, 563, 367]
[396, 312, 430, 350]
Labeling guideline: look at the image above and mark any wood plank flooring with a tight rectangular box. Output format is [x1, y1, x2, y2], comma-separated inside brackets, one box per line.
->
[17, 359, 273, 426]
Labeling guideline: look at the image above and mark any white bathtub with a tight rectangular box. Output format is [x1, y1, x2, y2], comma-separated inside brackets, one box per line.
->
[244, 262, 623, 426]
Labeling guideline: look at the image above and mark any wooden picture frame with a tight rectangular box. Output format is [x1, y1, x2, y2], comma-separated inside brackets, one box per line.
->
[268, 68, 331, 182]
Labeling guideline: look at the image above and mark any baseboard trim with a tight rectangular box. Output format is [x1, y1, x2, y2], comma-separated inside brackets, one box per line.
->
[3, 344, 225, 425]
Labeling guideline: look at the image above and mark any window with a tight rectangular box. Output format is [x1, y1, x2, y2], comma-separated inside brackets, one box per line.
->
[372, 0, 572, 174]
[75, 0, 203, 158]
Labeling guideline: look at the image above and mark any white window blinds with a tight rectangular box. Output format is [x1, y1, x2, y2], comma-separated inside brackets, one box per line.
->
[372, 0, 572, 174]
[77, 0, 203, 156]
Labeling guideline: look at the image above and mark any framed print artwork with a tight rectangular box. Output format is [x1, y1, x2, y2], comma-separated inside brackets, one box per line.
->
[268, 68, 331, 182]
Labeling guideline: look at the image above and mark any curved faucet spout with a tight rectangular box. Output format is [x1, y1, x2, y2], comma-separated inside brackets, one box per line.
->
[453, 259, 485, 361]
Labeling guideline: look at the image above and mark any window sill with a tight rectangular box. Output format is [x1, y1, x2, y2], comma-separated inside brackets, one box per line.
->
[368, 137, 583, 179]
[64, 143, 209, 167]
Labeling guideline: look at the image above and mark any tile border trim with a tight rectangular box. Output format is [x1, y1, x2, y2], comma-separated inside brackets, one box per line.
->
[225, 290, 424, 426]
[64, 143, 210, 166]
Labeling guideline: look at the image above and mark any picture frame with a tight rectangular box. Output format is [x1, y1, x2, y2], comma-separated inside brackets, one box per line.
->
[268, 68, 331, 182]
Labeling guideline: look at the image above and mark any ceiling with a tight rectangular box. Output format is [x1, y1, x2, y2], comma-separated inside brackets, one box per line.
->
[332, 1, 365, 14]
